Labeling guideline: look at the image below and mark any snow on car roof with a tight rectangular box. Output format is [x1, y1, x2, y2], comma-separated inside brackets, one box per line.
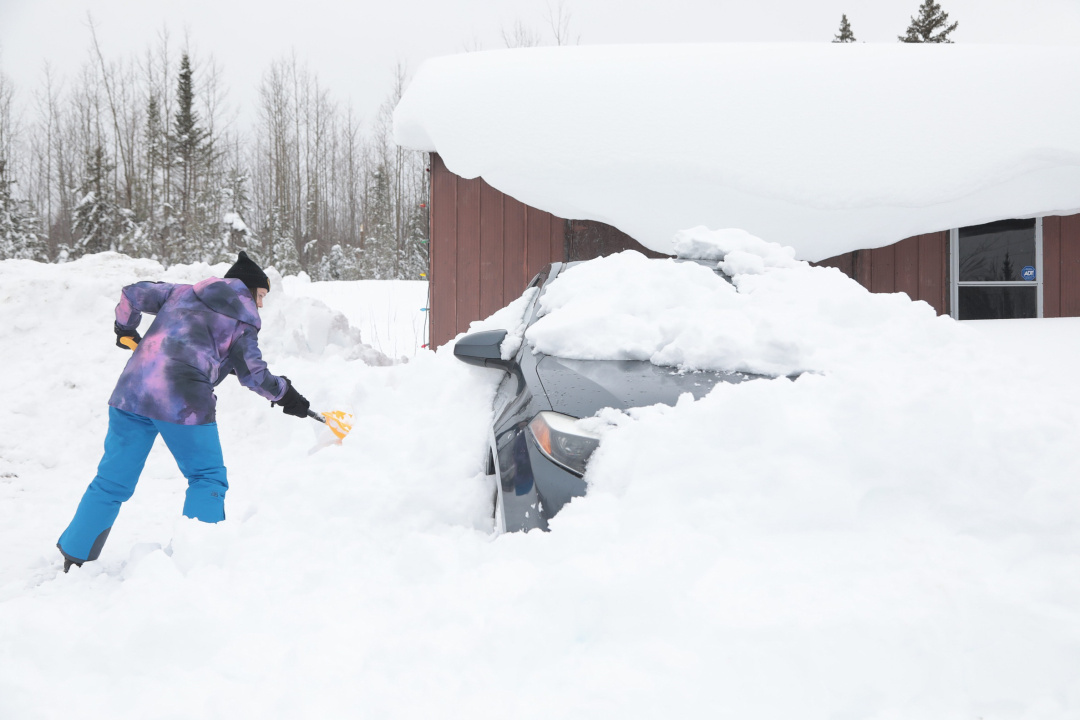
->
[394, 43, 1080, 261]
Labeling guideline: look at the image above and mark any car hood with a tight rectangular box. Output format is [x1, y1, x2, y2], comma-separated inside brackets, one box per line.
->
[534, 355, 755, 418]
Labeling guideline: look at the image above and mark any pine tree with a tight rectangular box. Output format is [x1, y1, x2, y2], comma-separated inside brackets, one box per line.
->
[265, 205, 300, 276]
[72, 146, 132, 258]
[171, 54, 210, 260]
[222, 167, 258, 258]
[364, 163, 395, 279]
[899, 0, 958, 43]
[0, 159, 45, 261]
[400, 191, 429, 281]
[141, 93, 169, 261]
[833, 14, 857, 43]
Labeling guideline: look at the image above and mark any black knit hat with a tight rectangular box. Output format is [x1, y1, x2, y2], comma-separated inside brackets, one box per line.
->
[224, 251, 270, 293]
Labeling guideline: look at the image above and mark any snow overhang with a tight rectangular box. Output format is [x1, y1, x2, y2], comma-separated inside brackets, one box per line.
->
[393, 43, 1080, 262]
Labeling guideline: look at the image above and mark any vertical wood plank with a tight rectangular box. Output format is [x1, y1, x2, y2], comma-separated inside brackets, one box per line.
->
[526, 207, 552, 279]
[894, 235, 920, 301]
[430, 153, 457, 349]
[1060, 213, 1080, 317]
[1045, 212, 1062, 317]
[551, 216, 567, 263]
[479, 179, 505, 320]
[455, 175, 482, 336]
[853, 249, 872, 290]
[870, 244, 896, 294]
[503, 194, 527, 303]
[917, 232, 947, 315]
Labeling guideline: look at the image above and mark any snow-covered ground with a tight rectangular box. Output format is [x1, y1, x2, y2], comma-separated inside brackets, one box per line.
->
[2, 249, 1079, 719]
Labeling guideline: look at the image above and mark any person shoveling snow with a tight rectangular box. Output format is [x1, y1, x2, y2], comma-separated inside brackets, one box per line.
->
[56, 251, 313, 572]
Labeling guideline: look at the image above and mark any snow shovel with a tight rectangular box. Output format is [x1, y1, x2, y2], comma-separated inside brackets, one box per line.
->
[307, 409, 353, 442]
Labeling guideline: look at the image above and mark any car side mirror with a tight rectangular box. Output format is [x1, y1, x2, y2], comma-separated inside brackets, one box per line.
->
[454, 329, 516, 371]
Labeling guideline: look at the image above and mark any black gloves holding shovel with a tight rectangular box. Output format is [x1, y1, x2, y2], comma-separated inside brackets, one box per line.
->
[272, 376, 311, 418]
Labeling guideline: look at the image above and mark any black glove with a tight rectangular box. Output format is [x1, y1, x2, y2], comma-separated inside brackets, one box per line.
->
[114, 322, 142, 350]
[272, 377, 310, 418]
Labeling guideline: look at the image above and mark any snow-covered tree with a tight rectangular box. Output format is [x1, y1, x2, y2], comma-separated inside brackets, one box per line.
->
[899, 0, 958, 43]
[264, 205, 301, 276]
[364, 162, 395, 279]
[71, 146, 133, 258]
[0, 159, 45, 260]
[315, 243, 365, 281]
[833, 14, 857, 43]
[221, 167, 259, 260]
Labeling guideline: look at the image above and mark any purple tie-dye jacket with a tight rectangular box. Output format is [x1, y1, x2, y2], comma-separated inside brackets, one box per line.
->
[108, 277, 287, 425]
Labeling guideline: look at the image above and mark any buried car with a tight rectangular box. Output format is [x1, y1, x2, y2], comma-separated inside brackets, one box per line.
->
[454, 259, 765, 533]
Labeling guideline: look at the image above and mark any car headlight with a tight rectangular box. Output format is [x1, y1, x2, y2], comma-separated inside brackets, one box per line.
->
[527, 411, 601, 477]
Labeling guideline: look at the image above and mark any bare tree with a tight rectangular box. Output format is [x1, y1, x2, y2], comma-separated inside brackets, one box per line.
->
[546, 1, 580, 46]
[501, 19, 543, 48]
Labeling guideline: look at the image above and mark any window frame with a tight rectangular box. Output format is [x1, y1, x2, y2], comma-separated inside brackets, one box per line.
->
[950, 216, 1043, 319]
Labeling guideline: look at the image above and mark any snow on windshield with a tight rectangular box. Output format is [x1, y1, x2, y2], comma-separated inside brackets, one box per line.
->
[395, 43, 1080, 261]
[524, 227, 953, 377]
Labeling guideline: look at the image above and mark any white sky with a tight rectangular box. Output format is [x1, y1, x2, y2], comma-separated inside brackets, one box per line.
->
[2, 0, 1079, 131]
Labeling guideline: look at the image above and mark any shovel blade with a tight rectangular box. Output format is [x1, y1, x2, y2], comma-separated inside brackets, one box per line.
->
[321, 410, 353, 442]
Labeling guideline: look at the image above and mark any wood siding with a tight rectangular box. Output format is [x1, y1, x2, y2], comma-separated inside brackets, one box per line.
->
[1043, 214, 1080, 318]
[429, 153, 568, 348]
[816, 232, 950, 316]
[566, 220, 667, 261]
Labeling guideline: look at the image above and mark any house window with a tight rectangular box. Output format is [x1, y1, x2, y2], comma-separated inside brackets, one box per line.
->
[950, 218, 1042, 320]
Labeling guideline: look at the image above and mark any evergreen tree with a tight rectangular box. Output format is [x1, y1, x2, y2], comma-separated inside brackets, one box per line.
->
[170, 54, 210, 259]
[833, 14, 857, 43]
[0, 159, 45, 261]
[400, 193, 429, 281]
[318, 243, 362, 281]
[72, 146, 132, 258]
[364, 163, 395, 279]
[141, 94, 169, 261]
[265, 205, 301, 276]
[899, 0, 958, 43]
[221, 167, 258, 258]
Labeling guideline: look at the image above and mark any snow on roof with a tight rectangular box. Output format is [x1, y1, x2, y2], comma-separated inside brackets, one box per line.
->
[394, 44, 1080, 261]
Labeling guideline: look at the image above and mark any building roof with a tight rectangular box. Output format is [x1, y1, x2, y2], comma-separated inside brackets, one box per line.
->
[394, 43, 1080, 261]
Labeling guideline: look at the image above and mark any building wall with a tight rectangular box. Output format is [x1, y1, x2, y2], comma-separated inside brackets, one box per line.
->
[429, 153, 565, 348]
[817, 215, 1080, 318]
[815, 232, 950, 315]
[1043, 214, 1080, 317]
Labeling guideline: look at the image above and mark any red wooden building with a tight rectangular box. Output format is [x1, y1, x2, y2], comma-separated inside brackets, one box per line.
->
[427, 152, 1080, 348]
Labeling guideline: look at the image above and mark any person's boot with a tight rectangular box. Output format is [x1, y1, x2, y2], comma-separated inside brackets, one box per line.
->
[58, 543, 87, 573]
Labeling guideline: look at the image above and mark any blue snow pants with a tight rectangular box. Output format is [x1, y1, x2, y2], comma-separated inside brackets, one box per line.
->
[57, 407, 229, 564]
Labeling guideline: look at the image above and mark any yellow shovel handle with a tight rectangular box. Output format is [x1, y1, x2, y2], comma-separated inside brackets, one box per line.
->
[119, 336, 138, 350]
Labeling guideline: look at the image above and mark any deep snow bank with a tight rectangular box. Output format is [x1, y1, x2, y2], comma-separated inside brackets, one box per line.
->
[2, 250, 1079, 719]
[395, 43, 1080, 260]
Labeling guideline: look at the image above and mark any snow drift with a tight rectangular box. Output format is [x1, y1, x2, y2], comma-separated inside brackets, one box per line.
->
[394, 43, 1080, 260]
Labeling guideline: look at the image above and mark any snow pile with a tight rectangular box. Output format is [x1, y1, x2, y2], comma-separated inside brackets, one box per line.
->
[395, 43, 1080, 260]
[2, 252, 1080, 718]
[526, 228, 953, 377]
[280, 274, 429, 360]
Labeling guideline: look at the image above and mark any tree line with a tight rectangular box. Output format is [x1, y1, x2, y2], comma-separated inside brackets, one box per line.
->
[1, 2, 961, 277]
[0, 27, 428, 282]
[834, 0, 959, 43]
